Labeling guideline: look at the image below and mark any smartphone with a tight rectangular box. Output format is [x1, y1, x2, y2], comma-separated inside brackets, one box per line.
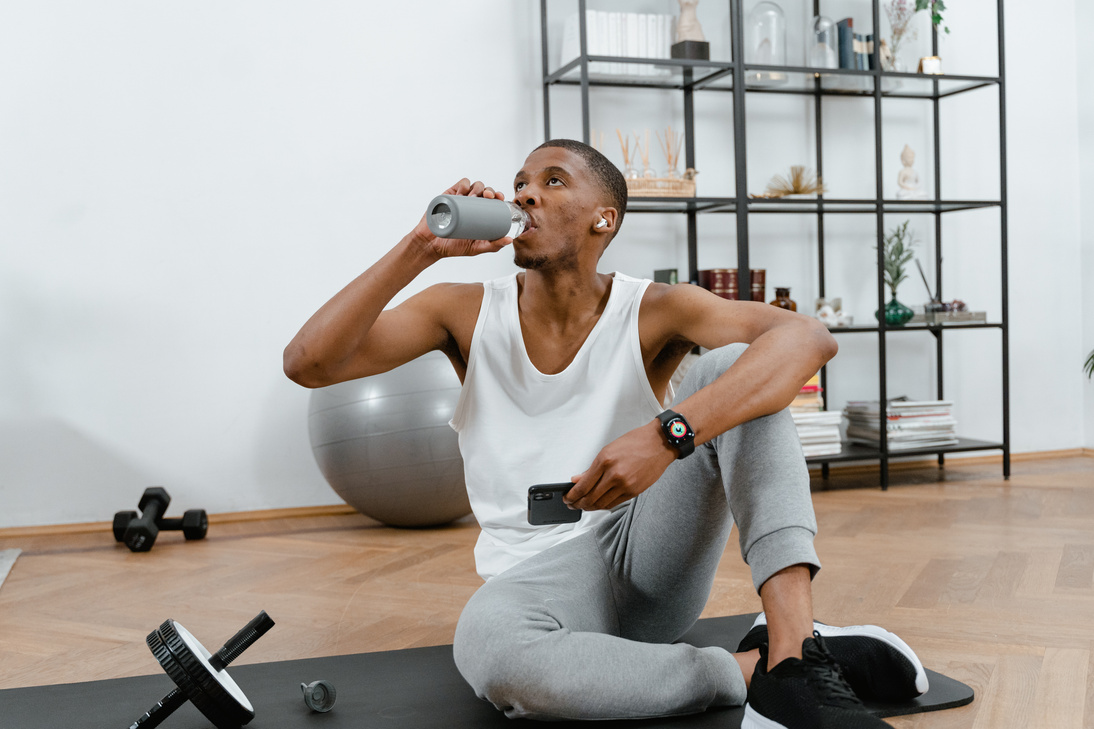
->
[527, 483, 582, 526]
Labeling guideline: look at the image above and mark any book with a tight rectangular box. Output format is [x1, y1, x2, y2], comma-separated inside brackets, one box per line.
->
[837, 18, 855, 70]
[790, 374, 824, 413]
[853, 32, 870, 70]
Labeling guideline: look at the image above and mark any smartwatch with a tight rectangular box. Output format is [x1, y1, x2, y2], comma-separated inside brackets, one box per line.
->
[657, 409, 695, 459]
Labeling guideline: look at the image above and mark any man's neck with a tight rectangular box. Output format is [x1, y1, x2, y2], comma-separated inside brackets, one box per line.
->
[517, 269, 614, 330]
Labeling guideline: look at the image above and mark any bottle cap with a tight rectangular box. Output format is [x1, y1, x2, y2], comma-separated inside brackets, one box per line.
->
[301, 680, 337, 713]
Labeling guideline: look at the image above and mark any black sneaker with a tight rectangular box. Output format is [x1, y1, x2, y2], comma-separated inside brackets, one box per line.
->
[743, 634, 891, 729]
[737, 613, 928, 703]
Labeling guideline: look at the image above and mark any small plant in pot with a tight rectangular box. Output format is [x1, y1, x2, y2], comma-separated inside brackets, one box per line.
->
[875, 220, 917, 326]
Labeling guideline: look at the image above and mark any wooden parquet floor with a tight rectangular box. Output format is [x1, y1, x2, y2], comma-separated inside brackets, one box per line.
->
[1, 455, 1093, 728]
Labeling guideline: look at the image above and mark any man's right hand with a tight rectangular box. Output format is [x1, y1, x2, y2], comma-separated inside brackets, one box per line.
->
[411, 178, 515, 260]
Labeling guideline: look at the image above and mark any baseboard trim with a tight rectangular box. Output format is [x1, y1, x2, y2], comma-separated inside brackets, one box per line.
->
[0, 504, 359, 539]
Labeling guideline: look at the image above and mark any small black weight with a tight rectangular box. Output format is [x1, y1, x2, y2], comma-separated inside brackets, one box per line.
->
[122, 487, 171, 552]
[113, 511, 138, 542]
[129, 611, 275, 729]
[182, 510, 209, 540]
[160, 509, 209, 541]
[115, 487, 209, 552]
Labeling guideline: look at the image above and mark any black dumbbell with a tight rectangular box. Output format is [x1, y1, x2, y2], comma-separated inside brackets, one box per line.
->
[114, 487, 209, 552]
[129, 611, 275, 729]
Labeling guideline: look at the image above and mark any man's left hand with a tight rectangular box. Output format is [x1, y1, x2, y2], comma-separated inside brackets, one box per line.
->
[565, 420, 678, 511]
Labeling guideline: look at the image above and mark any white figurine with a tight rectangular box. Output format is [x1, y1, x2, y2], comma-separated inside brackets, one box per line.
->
[895, 145, 928, 200]
[676, 0, 706, 43]
[816, 297, 853, 328]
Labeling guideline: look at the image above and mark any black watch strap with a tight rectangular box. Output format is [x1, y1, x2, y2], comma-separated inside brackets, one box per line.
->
[657, 409, 695, 459]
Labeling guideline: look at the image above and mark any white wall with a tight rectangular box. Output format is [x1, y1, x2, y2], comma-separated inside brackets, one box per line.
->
[0, 0, 1087, 528]
[1077, 0, 1094, 447]
[0, 1, 540, 527]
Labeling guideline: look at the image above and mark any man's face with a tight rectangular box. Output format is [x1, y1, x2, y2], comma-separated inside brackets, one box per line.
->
[511, 147, 600, 271]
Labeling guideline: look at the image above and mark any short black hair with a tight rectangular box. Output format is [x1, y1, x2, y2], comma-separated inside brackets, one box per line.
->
[534, 138, 627, 239]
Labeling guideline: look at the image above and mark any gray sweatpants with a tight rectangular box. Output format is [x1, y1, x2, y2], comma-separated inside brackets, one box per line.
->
[453, 343, 821, 721]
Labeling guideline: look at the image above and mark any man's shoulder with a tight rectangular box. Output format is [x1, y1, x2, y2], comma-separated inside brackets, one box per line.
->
[639, 279, 702, 310]
[637, 280, 740, 339]
[413, 281, 487, 320]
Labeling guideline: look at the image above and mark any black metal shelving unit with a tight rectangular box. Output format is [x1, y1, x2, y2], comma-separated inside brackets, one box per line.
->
[539, 0, 1010, 489]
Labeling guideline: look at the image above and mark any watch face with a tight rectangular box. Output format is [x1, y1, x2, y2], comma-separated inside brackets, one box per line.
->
[668, 419, 689, 441]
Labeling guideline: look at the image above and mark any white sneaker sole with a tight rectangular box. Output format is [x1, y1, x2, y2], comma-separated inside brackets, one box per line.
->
[750, 612, 930, 695]
[742, 703, 789, 729]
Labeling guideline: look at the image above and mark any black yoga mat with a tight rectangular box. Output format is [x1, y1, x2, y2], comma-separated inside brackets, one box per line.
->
[0, 614, 972, 728]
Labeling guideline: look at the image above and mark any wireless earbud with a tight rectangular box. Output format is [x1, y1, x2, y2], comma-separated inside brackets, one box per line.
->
[596, 219, 608, 229]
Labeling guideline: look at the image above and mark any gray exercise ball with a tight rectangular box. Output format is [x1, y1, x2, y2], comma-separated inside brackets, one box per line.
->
[308, 351, 471, 527]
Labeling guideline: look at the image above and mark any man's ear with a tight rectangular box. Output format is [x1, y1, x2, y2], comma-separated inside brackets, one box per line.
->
[592, 208, 618, 233]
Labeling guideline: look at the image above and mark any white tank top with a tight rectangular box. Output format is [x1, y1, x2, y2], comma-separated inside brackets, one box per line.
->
[450, 272, 667, 580]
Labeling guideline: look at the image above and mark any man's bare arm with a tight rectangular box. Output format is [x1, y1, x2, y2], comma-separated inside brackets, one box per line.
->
[567, 284, 837, 510]
[649, 284, 838, 446]
[283, 179, 510, 388]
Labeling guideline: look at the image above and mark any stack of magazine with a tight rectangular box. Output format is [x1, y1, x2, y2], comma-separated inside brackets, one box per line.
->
[791, 374, 843, 457]
[843, 398, 958, 451]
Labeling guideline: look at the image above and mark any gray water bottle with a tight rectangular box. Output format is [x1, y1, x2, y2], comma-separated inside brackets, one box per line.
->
[426, 194, 529, 240]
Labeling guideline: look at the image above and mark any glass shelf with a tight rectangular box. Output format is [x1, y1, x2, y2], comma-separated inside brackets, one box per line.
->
[825, 323, 1004, 334]
[624, 197, 1001, 214]
[625, 197, 736, 213]
[547, 56, 734, 90]
[805, 437, 1005, 464]
[548, 57, 999, 99]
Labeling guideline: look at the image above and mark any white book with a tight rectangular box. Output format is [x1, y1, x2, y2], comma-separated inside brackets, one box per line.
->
[796, 424, 841, 437]
[891, 399, 954, 409]
[802, 443, 844, 457]
[610, 12, 622, 75]
[846, 436, 960, 451]
[844, 399, 953, 415]
[560, 14, 579, 69]
[792, 411, 842, 425]
[844, 417, 957, 431]
[845, 427, 957, 443]
[591, 11, 608, 76]
[799, 435, 842, 446]
[888, 438, 960, 451]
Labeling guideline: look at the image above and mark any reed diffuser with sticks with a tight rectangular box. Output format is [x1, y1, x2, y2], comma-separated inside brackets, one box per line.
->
[617, 126, 697, 198]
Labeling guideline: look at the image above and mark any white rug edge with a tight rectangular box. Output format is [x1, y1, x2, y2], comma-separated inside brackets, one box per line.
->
[0, 548, 22, 593]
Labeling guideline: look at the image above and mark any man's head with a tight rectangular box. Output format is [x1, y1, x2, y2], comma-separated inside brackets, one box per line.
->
[510, 139, 627, 271]
[533, 139, 627, 236]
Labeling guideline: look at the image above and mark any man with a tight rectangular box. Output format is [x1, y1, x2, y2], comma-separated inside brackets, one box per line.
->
[285, 139, 926, 728]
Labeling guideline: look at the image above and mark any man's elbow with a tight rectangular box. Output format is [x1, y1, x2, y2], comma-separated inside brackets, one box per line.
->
[283, 343, 330, 389]
[807, 319, 839, 365]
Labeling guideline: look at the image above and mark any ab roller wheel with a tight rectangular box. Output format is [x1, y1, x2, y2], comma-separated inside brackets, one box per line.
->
[129, 611, 275, 729]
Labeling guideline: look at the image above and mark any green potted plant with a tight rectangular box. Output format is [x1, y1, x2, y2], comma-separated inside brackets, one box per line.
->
[915, 0, 950, 34]
[875, 220, 917, 326]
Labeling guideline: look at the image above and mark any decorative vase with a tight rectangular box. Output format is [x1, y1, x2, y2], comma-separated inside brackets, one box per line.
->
[746, 2, 788, 86]
[880, 38, 906, 91]
[876, 296, 914, 326]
